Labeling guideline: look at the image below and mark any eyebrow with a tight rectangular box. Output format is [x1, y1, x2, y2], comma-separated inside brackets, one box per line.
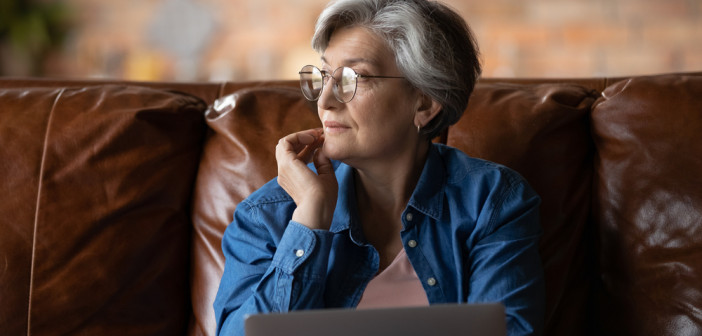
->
[320, 56, 378, 68]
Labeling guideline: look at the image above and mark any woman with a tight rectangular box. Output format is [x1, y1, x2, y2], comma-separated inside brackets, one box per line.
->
[214, 0, 544, 335]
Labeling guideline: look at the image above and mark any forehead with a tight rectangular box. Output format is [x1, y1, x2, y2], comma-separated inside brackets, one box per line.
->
[321, 26, 395, 68]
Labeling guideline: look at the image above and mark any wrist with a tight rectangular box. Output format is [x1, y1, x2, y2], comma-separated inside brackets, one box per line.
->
[292, 197, 334, 230]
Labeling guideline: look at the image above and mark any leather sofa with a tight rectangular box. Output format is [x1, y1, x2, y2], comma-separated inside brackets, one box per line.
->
[1, 72, 700, 336]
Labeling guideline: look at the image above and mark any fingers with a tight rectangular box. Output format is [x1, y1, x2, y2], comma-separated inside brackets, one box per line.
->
[278, 128, 322, 148]
[313, 145, 334, 176]
[275, 129, 337, 231]
[277, 128, 324, 163]
[297, 132, 324, 163]
[275, 128, 324, 190]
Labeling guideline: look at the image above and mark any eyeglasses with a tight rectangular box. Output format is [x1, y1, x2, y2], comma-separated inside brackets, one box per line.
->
[299, 65, 405, 103]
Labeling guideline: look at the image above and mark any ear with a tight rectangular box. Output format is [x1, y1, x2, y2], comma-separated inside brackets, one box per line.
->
[414, 93, 442, 129]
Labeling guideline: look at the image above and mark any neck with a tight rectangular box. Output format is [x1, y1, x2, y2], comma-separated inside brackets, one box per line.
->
[354, 140, 431, 217]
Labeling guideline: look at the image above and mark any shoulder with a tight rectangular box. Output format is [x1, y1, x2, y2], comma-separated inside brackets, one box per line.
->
[435, 144, 536, 201]
[432, 144, 541, 236]
[434, 144, 526, 189]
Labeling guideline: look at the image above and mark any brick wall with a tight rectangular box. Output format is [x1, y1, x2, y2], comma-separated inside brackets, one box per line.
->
[47, 0, 701, 81]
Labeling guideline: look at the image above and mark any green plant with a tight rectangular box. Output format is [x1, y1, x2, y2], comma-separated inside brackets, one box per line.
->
[0, 0, 71, 76]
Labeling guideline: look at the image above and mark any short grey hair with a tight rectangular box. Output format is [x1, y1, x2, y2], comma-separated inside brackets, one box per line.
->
[312, 0, 482, 139]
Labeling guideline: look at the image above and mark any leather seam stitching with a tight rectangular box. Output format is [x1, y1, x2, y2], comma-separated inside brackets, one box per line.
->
[27, 87, 65, 336]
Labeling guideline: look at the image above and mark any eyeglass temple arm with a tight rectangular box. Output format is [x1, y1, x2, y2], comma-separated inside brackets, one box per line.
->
[357, 74, 405, 79]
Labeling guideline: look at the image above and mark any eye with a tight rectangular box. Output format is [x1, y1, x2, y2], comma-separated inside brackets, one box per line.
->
[350, 69, 366, 79]
[355, 73, 372, 85]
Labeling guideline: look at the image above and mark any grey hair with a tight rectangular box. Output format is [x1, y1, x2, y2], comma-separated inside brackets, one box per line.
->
[312, 0, 481, 139]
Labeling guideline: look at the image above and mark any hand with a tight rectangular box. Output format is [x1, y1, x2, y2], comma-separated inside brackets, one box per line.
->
[275, 128, 338, 230]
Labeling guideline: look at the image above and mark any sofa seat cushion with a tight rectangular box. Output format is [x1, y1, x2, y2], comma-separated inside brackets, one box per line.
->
[0, 85, 206, 335]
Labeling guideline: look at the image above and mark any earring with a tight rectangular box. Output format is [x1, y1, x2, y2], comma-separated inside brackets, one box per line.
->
[416, 124, 421, 133]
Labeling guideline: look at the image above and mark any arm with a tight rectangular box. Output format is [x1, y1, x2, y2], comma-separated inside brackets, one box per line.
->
[214, 129, 339, 336]
[467, 173, 545, 336]
[213, 201, 334, 336]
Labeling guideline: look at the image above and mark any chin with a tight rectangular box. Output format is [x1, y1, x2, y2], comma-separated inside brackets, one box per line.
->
[322, 145, 343, 161]
[322, 143, 352, 162]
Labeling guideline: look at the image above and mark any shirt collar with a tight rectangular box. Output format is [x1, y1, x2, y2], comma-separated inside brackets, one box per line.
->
[329, 163, 357, 234]
[407, 144, 445, 221]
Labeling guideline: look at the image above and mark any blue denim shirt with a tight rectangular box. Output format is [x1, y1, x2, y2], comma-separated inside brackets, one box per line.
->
[214, 144, 544, 336]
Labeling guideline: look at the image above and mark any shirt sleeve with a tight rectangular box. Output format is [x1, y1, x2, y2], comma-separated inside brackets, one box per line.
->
[213, 199, 334, 336]
[467, 172, 545, 336]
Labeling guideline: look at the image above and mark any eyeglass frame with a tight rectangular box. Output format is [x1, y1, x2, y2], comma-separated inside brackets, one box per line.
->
[298, 65, 405, 103]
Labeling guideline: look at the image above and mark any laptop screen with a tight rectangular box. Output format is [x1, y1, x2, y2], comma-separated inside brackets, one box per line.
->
[245, 303, 506, 336]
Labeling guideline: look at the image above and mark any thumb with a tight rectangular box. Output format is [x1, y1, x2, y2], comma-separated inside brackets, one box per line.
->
[313, 148, 335, 177]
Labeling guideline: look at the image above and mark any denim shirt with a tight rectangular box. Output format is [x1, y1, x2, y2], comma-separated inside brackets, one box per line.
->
[214, 143, 544, 336]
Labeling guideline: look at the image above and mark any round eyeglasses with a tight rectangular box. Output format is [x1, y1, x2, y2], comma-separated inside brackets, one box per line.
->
[299, 65, 405, 103]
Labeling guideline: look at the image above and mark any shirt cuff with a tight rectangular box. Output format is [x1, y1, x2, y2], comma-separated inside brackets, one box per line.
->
[271, 221, 334, 276]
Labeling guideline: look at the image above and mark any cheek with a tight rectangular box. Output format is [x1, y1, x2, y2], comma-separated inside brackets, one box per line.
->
[351, 98, 415, 145]
[361, 89, 415, 126]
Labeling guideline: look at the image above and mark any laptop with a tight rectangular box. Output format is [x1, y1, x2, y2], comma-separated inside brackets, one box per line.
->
[245, 303, 506, 336]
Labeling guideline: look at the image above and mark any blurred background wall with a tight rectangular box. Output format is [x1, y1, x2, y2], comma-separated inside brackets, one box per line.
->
[1, 0, 700, 81]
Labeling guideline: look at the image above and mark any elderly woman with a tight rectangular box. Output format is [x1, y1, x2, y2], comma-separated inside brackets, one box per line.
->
[214, 0, 544, 335]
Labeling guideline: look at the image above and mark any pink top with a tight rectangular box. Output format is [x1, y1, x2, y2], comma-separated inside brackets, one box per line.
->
[356, 248, 429, 309]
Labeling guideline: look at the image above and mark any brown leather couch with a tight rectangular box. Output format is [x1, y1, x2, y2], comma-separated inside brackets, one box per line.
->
[1, 72, 700, 336]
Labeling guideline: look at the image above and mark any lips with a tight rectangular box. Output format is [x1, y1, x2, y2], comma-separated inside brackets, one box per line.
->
[323, 120, 350, 133]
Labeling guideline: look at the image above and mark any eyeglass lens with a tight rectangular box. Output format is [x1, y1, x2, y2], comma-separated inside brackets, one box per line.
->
[299, 65, 357, 103]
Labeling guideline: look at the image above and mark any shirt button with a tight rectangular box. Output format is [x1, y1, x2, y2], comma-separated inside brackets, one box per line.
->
[407, 240, 418, 248]
[426, 277, 437, 286]
[295, 249, 305, 258]
[405, 213, 413, 221]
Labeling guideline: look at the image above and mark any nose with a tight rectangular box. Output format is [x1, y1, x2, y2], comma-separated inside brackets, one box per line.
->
[317, 76, 341, 111]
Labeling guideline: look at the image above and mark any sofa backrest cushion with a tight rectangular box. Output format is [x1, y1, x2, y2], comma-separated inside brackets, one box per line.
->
[188, 86, 320, 335]
[591, 73, 702, 335]
[189, 81, 599, 336]
[0, 85, 206, 335]
[447, 82, 599, 335]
